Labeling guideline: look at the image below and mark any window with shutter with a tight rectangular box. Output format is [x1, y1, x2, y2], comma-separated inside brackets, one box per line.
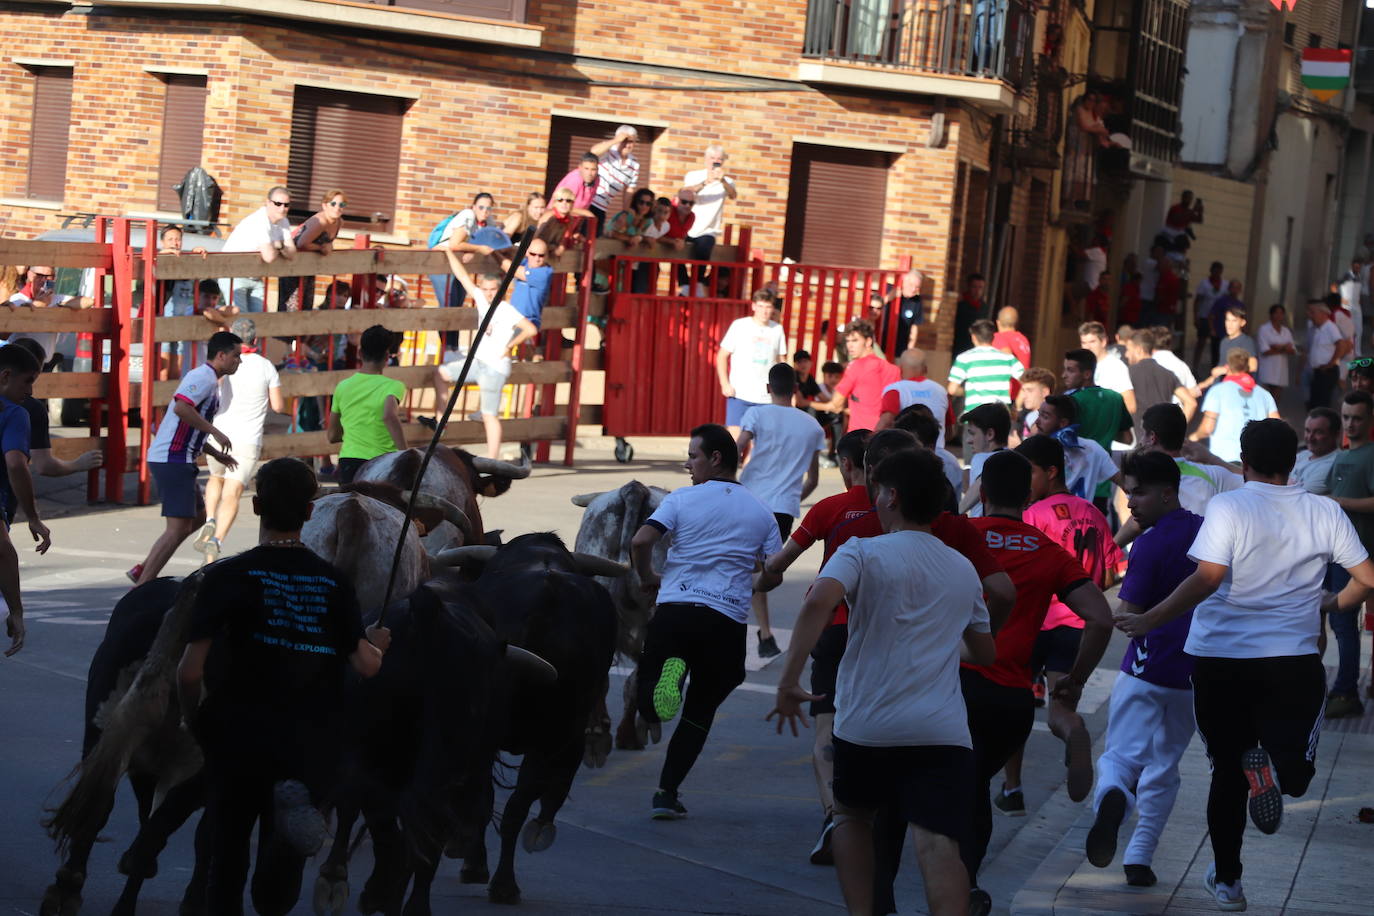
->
[387, 0, 526, 21]
[782, 143, 891, 267]
[544, 116, 655, 212]
[157, 75, 209, 213]
[287, 86, 406, 232]
[26, 66, 73, 202]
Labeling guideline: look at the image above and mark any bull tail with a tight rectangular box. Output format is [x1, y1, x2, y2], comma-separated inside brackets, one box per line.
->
[45, 574, 205, 854]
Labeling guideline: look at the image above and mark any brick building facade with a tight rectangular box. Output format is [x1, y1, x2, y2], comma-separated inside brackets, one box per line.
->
[1, 0, 1071, 361]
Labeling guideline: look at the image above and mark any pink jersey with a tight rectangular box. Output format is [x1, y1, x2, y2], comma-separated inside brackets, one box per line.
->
[1023, 493, 1122, 630]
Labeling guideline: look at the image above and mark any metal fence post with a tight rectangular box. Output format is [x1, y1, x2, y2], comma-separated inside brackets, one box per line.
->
[137, 219, 158, 506]
[106, 218, 135, 504]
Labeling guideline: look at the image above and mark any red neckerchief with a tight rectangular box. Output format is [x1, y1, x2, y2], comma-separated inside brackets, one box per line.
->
[242, 345, 260, 354]
[911, 375, 928, 382]
[1224, 372, 1256, 393]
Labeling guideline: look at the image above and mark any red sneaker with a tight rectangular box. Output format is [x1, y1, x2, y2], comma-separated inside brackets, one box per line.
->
[126, 564, 144, 584]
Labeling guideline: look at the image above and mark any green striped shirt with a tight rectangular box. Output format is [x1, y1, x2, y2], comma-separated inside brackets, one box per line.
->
[950, 346, 1023, 410]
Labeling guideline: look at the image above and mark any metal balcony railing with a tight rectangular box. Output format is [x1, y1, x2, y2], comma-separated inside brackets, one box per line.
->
[803, 0, 1035, 90]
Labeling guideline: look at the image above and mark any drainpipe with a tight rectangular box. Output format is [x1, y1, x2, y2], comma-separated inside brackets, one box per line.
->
[981, 114, 1006, 316]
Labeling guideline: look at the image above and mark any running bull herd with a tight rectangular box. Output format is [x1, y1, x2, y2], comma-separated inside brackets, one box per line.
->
[38, 449, 667, 916]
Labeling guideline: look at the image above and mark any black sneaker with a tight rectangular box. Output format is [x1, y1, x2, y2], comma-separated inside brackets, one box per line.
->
[1124, 864, 1158, 887]
[809, 814, 835, 865]
[993, 785, 1025, 817]
[273, 780, 328, 856]
[417, 415, 438, 431]
[757, 633, 781, 659]
[1242, 746, 1282, 834]
[968, 887, 992, 916]
[1086, 788, 1126, 867]
[651, 789, 687, 820]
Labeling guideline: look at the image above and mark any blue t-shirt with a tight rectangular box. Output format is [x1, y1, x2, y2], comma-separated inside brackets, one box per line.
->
[1201, 380, 1277, 463]
[510, 261, 553, 326]
[1117, 508, 1205, 690]
[0, 395, 33, 526]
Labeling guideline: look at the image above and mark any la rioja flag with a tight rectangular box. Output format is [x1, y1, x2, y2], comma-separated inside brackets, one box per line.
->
[1301, 48, 1351, 103]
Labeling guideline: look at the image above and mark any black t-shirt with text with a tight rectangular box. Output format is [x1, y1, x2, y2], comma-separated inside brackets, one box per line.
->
[189, 545, 364, 712]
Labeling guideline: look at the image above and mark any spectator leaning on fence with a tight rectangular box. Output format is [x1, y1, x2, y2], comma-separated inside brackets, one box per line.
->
[503, 237, 554, 329]
[503, 192, 546, 245]
[219, 187, 296, 313]
[429, 191, 497, 314]
[157, 224, 209, 376]
[328, 325, 406, 485]
[194, 318, 284, 564]
[4, 265, 84, 368]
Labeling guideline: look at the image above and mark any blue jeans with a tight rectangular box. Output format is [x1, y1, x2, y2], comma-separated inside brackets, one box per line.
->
[1329, 608, 1362, 697]
[218, 276, 264, 313]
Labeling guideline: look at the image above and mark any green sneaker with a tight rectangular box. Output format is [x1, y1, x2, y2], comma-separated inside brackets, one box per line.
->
[653, 658, 689, 723]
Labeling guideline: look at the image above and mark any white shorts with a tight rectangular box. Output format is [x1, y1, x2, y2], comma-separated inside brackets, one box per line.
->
[206, 439, 262, 486]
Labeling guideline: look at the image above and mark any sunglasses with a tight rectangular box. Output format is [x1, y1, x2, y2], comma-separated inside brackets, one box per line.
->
[327, 201, 347, 208]
[30, 271, 54, 279]
[1349, 357, 1374, 370]
[678, 199, 695, 207]
[528, 252, 547, 258]
[269, 199, 290, 208]
[554, 197, 574, 203]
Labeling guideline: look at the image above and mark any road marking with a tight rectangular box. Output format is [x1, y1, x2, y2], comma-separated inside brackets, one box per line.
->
[23, 546, 199, 568]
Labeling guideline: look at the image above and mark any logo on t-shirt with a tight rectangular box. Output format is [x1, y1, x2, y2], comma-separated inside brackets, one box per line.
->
[1053, 504, 1071, 520]
[984, 530, 1041, 551]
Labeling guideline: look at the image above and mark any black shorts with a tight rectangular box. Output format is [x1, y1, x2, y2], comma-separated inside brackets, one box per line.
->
[1030, 624, 1082, 676]
[149, 461, 204, 519]
[773, 512, 795, 541]
[831, 737, 974, 845]
[809, 622, 848, 716]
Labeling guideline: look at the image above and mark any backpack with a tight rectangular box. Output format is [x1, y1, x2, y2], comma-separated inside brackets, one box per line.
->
[428, 212, 460, 249]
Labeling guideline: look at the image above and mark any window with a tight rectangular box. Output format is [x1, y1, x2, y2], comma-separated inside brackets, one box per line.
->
[386, 0, 526, 22]
[287, 86, 407, 231]
[782, 143, 891, 266]
[26, 66, 73, 201]
[543, 116, 655, 212]
[156, 75, 209, 213]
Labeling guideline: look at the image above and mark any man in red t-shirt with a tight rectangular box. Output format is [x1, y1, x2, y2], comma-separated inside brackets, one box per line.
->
[992, 306, 1032, 369]
[814, 320, 900, 432]
[958, 450, 1113, 914]
[760, 428, 1012, 869]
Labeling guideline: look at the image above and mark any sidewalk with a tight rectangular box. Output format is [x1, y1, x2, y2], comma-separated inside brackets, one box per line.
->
[1012, 661, 1374, 916]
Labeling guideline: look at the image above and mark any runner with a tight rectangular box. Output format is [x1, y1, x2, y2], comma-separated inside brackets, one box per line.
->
[736, 363, 826, 658]
[961, 449, 1114, 916]
[993, 435, 1122, 816]
[630, 424, 781, 820]
[1085, 451, 1202, 888]
[768, 448, 995, 916]
[1115, 418, 1374, 912]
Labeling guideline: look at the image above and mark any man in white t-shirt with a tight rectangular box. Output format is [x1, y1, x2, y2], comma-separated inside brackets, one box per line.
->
[1306, 300, 1348, 410]
[631, 424, 781, 820]
[1290, 407, 1340, 494]
[1116, 419, 1374, 912]
[5, 265, 85, 368]
[769, 448, 994, 916]
[431, 251, 537, 459]
[738, 364, 826, 657]
[875, 349, 949, 446]
[1034, 395, 1121, 501]
[716, 288, 788, 435]
[193, 319, 283, 563]
[683, 143, 738, 278]
[219, 186, 297, 313]
[1079, 321, 1133, 404]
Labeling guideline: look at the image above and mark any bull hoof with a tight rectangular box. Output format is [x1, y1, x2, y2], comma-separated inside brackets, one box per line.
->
[39, 885, 81, 916]
[583, 729, 612, 769]
[487, 879, 521, 905]
[459, 862, 489, 884]
[311, 873, 349, 916]
[615, 719, 645, 751]
[521, 819, 557, 853]
[118, 847, 158, 879]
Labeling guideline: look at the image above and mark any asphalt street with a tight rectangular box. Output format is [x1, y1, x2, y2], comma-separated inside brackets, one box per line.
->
[0, 447, 1129, 915]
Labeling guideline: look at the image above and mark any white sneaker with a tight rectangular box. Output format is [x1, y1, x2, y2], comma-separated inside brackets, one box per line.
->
[191, 519, 217, 552]
[1204, 862, 1247, 911]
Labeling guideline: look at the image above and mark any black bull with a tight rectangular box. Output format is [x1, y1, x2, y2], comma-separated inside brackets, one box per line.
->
[40, 568, 566, 916]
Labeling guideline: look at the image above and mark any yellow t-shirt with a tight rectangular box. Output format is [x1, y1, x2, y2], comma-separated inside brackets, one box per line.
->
[331, 371, 407, 460]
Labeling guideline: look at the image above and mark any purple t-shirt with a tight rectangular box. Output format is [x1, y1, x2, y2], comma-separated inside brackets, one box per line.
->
[1117, 508, 1205, 690]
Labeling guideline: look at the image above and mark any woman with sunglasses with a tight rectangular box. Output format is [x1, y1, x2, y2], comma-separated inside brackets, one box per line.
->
[535, 189, 589, 257]
[279, 189, 347, 312]
[608, 188, 657, 292]
[1256, 303, 1296, 401]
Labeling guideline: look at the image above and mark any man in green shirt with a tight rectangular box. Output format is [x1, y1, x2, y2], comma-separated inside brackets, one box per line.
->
[327, 325, 407, 484]
[1063, 347, 1132, 514]
[1325, 389, 1374, 717]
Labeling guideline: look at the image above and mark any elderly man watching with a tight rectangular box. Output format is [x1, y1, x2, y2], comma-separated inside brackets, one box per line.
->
[683, 143, 740, 292]
[1307, 299, 1350, 410]
[219, 186, 297, 313]
[589, 125, 641, 235]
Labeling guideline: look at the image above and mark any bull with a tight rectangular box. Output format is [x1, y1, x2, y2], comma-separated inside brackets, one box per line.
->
[569, 482, 669, 751]
[355, 448, 530, 553]
[437, 533, 621, 905]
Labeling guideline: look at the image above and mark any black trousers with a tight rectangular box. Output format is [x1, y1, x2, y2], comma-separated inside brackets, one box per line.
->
[636, 602, 746, 794]
[1192, 654, 1326, 885]
[1309, 366, 1339, 410]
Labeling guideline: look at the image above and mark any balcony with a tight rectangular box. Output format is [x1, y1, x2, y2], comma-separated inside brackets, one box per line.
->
[799, 0, 1034, 112]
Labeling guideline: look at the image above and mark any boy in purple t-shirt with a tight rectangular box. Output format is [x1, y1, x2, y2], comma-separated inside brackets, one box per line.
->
[1085, 451, 1203, 888]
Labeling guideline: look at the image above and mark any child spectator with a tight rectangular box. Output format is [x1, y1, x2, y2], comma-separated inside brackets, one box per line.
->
[157, 224, 209, 376]
[958, 402, 1011, 516]
[327, 325, 407, 484]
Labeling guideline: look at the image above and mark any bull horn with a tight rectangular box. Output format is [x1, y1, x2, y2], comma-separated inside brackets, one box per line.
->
[570, 491, 608, 507]
[471, 454, 532, 479]
[407, 491, 473, 541]
[435, 545, 498, 567]
[505, 644, 558, 684]
[571, 552, 631, 578]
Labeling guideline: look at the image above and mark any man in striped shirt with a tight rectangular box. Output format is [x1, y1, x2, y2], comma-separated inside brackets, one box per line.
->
[589, 125, 641, 231]
[948, 319, 1024, 413]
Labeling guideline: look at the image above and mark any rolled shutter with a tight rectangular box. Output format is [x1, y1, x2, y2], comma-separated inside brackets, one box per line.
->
[388, 0, 526, 21]
[288, 87, 405, 231]
[544, 116, 654, 205]
[26, 67, 73, 202]
[157, 75, 209, 213]
[783, 143, 891, 266]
